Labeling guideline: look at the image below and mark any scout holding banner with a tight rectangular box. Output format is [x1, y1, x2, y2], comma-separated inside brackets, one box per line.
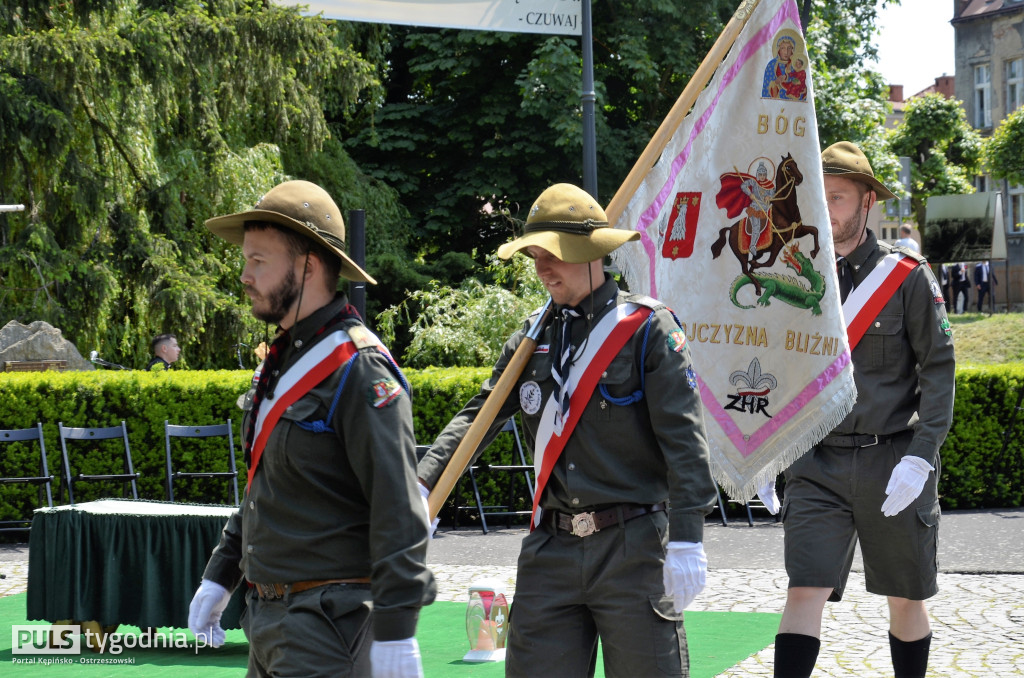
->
[607, 0, 856, 501]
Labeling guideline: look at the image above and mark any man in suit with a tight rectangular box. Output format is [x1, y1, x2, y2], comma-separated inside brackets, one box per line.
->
[951, 262, 970, 314]
[974, 260, 997, 312]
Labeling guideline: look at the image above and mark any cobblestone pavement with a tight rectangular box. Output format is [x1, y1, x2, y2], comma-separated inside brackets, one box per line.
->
[4, 557, 1022, 676]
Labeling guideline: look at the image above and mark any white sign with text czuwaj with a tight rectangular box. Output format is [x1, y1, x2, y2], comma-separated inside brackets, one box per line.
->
[278, 0, 582, 35]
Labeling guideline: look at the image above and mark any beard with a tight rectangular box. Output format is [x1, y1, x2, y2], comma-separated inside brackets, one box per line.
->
[833, 210, 866, 251]
[249, 267, 301, 324]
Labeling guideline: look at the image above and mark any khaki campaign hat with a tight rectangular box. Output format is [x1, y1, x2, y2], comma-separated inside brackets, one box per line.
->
[496, 183, 640, 264]
[821, 141, 898, 202]
[205, 180, 375, 284]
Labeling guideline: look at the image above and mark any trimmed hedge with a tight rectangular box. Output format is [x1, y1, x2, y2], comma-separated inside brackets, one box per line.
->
[1, 364, 1021, 530]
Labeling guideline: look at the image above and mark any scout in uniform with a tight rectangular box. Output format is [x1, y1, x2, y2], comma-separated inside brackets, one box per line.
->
[418, 183, 718, 677]
[771, 142, 955, 678]
[188, 180, 436, 678]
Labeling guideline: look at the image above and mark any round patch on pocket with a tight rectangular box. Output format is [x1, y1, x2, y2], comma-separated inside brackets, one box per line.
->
[520, 381, 543, 415]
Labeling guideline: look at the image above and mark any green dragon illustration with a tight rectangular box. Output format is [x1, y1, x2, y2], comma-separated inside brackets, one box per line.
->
[729, 242, 825, 315]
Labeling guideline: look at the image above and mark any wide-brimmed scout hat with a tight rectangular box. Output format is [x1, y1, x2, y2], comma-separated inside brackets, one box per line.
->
[205, 180, 375, 284]
[820, 141, 897, 202]
[496, 183, 640, 264]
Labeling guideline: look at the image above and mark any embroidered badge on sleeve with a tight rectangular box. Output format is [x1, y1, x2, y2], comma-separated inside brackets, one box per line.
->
[667, 328, 688, 353]
[368, 378, 403, 408]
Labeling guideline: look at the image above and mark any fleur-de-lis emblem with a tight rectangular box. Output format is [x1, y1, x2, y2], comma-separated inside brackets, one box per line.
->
[729, 358, 777, 396]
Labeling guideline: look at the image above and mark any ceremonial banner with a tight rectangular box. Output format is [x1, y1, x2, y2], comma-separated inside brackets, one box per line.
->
[608, 0, 855, 500]
[281, 0, 582, 35]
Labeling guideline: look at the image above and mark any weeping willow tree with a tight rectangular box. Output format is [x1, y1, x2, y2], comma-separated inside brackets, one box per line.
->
[0, 0, 393, 368]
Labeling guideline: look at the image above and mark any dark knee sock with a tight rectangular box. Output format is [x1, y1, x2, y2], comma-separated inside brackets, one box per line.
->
[889, 631, 932, 678]
[773, 633, 820, 678]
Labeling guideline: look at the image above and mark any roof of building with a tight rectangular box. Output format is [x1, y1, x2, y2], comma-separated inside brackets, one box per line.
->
[954, 0, 1024, 22]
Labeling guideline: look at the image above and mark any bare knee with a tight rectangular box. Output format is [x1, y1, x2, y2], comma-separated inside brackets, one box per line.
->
[779, 587, 832, 637]
[887, 597, 930, 641]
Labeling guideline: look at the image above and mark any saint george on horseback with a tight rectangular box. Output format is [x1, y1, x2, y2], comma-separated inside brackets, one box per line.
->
[711, 152, 820, 294]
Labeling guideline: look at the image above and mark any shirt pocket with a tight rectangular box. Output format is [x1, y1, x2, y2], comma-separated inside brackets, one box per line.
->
[861, 312, 903, 370]
[594, 353, 641, 421]
[265, 393, 325, 470]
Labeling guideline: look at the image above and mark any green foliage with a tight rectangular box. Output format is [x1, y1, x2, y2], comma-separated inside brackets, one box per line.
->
[984, 105, 1024, 189]
[888, 93, 984, 233]
[377, 254, 547, 368]
[341, 1, 737, 257]
[941, 365, 1024, 509]
[0, 1, 398, 369]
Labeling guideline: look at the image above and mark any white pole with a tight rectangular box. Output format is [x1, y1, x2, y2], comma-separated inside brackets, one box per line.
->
[0, 204, 25, 212]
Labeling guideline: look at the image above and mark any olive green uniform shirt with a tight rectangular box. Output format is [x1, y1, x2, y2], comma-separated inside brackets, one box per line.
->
[203, 295, 436, 641]
[835, 231, 955, 464]
[418, 277, 716, 544]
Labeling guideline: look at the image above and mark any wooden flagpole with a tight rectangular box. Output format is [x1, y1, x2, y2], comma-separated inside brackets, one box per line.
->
[605, 0, 761, 227]
[427, 299, 552, 520]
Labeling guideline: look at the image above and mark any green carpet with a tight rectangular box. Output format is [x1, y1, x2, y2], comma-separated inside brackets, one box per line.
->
[1, 593, 778, 676]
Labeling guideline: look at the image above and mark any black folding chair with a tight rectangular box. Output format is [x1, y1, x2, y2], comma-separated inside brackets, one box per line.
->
[58, 421, 139, 505]
[0, 424, 55, 532]
[454, 416, 535, 534]
[164, 420, 240, 504]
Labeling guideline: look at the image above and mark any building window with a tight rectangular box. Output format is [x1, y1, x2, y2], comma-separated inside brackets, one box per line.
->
[975, 63, 992, 128]
[976, 175, 989, 193]
[1007, 59, 1024, 114]
[1010, 184, 1024, 233]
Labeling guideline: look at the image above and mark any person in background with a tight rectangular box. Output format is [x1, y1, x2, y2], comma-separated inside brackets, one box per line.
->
[938, 263, 951, 313]
[974, 260, 997, 312]
[768, 142, 955, 678]
[418, 183, 717, 678]
[952, 261, 971, 314]
[188, 180, 435, 678]
[146, 333, 181, 371]
[893, 224, 920, 253]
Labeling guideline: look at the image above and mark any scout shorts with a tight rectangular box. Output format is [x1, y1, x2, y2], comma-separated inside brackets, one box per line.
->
[781, 435, 940, 601]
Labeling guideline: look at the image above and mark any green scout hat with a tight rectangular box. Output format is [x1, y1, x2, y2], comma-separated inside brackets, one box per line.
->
[496, 183, 640, 264]
[820, 141, 898, 202]
[205, 180, 375, 284]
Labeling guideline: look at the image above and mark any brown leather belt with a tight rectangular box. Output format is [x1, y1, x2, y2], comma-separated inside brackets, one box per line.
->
[820, 430, 911, 448]
[251, 577, 370, 600]
[545, 502, 667, 537]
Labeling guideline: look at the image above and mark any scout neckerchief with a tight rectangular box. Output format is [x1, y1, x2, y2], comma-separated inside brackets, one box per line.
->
[244, 304, 366, 487]
[841, 251, 919, 350]
[530, 301, 653, 529]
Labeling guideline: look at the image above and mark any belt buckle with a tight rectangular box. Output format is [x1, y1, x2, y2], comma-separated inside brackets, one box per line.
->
[255, 582, 282, 600]
[570, 512, 598, 537]
[861, 434, 880, 447]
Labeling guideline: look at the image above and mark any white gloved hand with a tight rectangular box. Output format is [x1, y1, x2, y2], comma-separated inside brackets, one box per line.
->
[418, 483, 439, 538]
[757, 479, 780, 515]
[881, 455, 934, 517]
[371, 637, 424, 678]
[662, 541, 707, 613]
[188, 579, 231, 647]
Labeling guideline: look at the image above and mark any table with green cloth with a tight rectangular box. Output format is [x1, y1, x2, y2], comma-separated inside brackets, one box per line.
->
[27, 499, 246, 630]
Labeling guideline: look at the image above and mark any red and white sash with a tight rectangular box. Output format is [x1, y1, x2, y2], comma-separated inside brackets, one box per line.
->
[841, 252, 919, 350]
[247, 329, 378, 487]
[530, 302, 653, 528]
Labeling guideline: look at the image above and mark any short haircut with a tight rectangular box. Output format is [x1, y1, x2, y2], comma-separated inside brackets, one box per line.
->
[151, 333, 176, 353]
[900, 225, 912, 236]
[243, 222, 342, 286]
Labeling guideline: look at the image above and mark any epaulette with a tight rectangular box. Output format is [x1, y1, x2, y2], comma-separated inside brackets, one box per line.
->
[623, 292, 666, 313]
[882, 240, 928, 265]
[346, 324, 380, 352]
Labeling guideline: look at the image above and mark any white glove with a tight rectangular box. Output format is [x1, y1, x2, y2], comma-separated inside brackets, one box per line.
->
[371, 637, 423, 678]
[881, 455, 934, 517]
[757, 479, 780, 515]
[188, 579, 231, 647]
[418, 483, 439, 538]
[662, 541, 707, 613]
